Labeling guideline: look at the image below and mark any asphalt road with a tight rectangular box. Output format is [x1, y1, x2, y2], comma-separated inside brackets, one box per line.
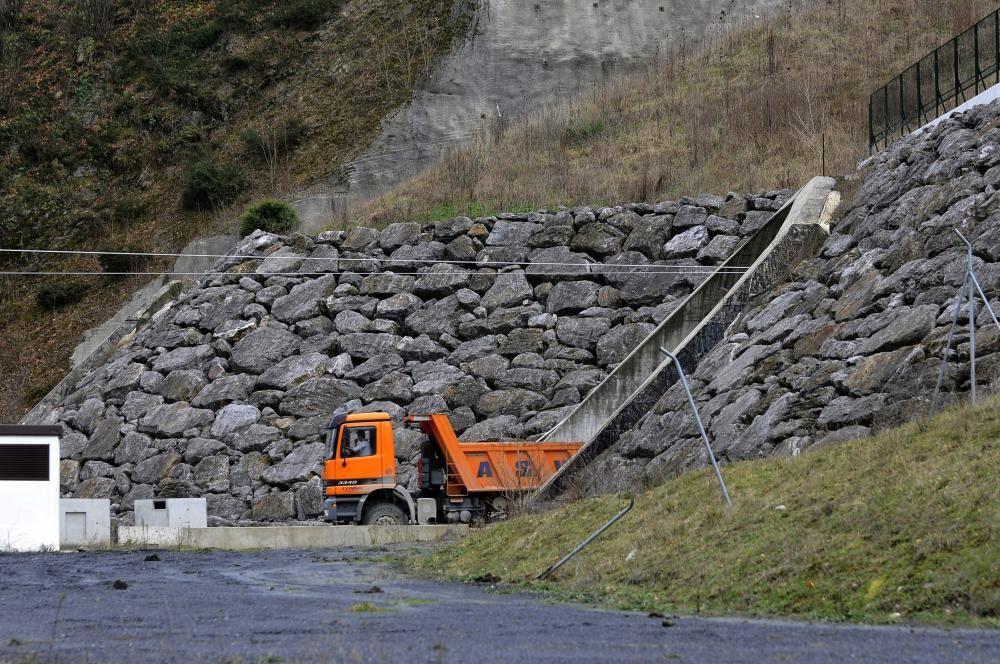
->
[0, 549, 996, 663]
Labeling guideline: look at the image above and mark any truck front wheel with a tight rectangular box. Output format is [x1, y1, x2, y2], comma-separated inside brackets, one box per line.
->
[361, 502, 407, 525]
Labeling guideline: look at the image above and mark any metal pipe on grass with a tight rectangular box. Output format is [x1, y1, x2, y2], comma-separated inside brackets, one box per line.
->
[536, 498, 634, 581]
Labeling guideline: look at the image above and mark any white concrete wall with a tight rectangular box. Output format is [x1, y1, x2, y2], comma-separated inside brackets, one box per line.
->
[134, 498, 208, 529]
[60, 499, 112, 547]
[117, 525, 464, 550]
[0, 428, 60, 552]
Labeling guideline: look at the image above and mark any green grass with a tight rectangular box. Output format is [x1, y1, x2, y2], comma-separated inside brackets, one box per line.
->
[348, 601, 391, 613]
[418, 201, 533, 224]
[414, 397, 1000, 627]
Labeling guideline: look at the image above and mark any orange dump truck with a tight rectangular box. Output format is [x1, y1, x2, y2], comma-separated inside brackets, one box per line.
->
[322, 410, 582, 526]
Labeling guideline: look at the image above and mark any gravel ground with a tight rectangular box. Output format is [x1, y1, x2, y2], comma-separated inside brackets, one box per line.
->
[0, 548, 996, 663]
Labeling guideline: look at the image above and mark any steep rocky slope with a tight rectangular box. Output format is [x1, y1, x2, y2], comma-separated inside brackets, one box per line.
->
[28, 190, 789, 523]
[577, 101, 1000, 494]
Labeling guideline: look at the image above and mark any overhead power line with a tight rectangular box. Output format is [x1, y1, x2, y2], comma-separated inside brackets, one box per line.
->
[0, 247, 753, 273]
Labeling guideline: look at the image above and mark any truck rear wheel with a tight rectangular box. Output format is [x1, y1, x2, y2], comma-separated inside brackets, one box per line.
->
[362, 502, 407, 526]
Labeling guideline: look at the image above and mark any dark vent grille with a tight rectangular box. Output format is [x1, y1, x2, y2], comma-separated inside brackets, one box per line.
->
[0, 444, 50, 481]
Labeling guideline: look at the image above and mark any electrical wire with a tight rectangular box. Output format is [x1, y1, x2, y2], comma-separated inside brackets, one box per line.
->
[0, 247, 753, 273]
[0, 268, 742, 278]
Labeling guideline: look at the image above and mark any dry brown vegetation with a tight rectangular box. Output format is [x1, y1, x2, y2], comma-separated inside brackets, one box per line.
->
[359, 0, 1000, 224]
[0, 0, 471, 421]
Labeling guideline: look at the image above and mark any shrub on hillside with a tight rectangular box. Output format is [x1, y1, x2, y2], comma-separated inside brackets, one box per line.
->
[35, 279, 89, 308]
[180, 160, 245, 211]
[239, 200, 300, 238]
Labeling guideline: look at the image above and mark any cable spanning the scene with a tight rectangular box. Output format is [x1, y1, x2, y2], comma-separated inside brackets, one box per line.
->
[0, 247, 754, 275]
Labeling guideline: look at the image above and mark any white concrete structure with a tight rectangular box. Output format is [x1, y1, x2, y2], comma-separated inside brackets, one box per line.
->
[117, 524, 464, 550]
[60, 499, 112, 547]
[0, 426, 61, 552]
[134, 498, 207, 529]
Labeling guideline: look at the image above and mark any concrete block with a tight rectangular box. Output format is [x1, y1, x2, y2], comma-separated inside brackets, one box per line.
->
[134, 498, 207, 528]
[60, 499, 111, 547]
[117, 524, 466, 550]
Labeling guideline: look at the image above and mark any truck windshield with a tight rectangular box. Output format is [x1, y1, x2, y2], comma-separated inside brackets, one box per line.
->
[324, 406, 349, 460]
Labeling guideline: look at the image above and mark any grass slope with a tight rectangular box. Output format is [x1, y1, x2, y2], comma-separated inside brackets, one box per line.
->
[416, 397, 1000, 627]
[360, 0, 999, 224]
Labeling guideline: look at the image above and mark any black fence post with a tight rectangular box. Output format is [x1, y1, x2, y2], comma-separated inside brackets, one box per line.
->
[917, 60, 923, 124]
[954, 38, 961, 106]
[995, 10, 999, 86]
[884, 85, 890, 151]
[975, 21, 982, 96]
[935, 48, 941, 118]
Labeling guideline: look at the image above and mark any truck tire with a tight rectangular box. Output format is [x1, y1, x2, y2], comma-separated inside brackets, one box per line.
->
[362, 502, 407, 526]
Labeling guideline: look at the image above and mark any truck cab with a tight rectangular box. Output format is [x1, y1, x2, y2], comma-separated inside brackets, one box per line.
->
[321, 411, 415, 525]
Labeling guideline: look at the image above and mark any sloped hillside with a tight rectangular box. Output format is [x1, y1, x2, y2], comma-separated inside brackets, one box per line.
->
[0, 0, 471, 420]
[360, 0, 997, 224]
[575, 100, 1000, 495]
[27, 189, 789, 524]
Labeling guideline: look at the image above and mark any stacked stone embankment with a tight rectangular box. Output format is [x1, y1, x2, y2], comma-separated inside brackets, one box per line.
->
[31, 190, 790, 523]
[580, 101, 1000, 494]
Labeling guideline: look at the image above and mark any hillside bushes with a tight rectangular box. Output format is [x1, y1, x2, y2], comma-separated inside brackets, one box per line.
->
[181, 160, 246, 211]
[239, 200, 299, 237]
[35, 279, 88, 308]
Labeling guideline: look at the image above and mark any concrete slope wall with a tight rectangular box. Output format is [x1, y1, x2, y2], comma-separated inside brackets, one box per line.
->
[294, 0, 797, 227]
[536, 176, 838, 499]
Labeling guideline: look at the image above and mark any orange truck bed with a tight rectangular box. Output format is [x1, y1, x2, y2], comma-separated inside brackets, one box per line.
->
[406, 414, 582, 494]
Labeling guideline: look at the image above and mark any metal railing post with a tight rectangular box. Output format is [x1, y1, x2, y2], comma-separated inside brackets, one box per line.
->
[884, 85, 890, 149]
[934, 230, 1000, 412]
[869, 97, 875, 154]
[916, 60, 923, 123]
[659, 347, 731, 506]
[995, 10, 999, 85]
[536, 498, 634, 580]
[935, 48, 941, 118]
[975, 21, 982, 95]
[955, 38, 961, 106]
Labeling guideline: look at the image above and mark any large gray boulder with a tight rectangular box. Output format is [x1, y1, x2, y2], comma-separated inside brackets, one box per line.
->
[138, 403, 214, 437]
[546, 281, 601, 314]
[279, 378, 362, 418]
[210, 404, 261, 439]
[230, 326, 302, 374]
[486, 220, 542, 246]
[192, 374, 257, 409]
[152, 345, 215, 373]
[339, 333, 404, 360]
[481, 271, 533, 311]
[271, 275, 338, 323]
[556, 317, 611, 351]
[258, 353, 329, 390]
[261, 442, 325, 487]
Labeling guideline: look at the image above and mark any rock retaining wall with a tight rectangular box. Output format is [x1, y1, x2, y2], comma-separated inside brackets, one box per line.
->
[25, 190, 790, 524]
[577, 101, 1000, 494]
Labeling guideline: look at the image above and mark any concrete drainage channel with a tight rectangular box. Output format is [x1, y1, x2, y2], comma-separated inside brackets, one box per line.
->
[535, 176, 841, 499]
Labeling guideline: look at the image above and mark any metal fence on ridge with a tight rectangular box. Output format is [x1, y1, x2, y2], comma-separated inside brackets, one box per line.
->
[869, 8, 1000, 153]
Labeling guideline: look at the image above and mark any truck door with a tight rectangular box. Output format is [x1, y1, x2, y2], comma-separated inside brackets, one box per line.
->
[333, 424, 384, 491]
